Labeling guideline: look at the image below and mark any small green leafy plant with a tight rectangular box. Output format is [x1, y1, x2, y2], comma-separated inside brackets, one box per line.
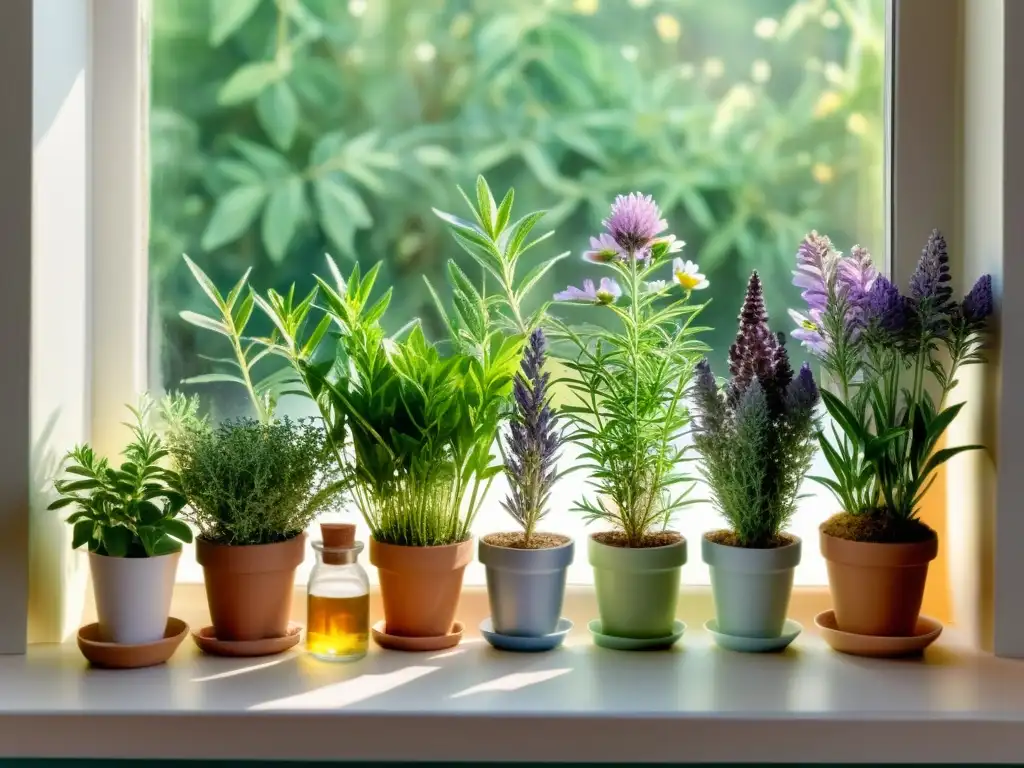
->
[165, 399, 343, 546]
[48, 400, 193, 557]
[552, 193, 710, 547]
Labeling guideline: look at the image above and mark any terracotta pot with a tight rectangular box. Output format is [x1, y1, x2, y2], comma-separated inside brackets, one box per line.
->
[196, 533, 306, 642]
[370, 538, 473, 637]
[820, 527, 938, 636]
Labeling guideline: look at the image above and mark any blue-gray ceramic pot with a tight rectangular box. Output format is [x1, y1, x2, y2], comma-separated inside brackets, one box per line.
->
[702, 534, 801, 640]
[479, 536, 574, 637]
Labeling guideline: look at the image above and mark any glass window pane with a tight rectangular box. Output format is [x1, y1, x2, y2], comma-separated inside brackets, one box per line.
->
[148, 0, 887, 585]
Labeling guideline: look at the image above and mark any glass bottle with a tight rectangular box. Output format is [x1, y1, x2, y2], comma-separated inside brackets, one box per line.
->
[307, 522, 370, 662]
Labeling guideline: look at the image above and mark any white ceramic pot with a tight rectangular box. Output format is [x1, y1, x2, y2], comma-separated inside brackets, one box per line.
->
[89, 550, 180, 644]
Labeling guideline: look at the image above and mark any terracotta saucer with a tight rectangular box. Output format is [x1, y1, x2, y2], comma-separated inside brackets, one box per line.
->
[192, 624, 302, 657]
[815, 610, 942, 658]
[371, 620, 464, 651]
[77, 618, 188, 669]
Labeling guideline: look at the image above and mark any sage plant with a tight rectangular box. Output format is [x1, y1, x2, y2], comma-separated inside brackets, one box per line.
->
[789, 230, 993, 534]
[692, 272, 819, 547]
[499, 328, 562, 545]
[552, 193, 709, 546]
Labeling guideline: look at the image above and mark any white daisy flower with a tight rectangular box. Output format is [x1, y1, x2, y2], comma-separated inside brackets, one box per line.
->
[672, 258, 709, 291]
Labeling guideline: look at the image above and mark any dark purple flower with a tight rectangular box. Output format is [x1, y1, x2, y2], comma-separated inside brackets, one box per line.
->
[728, 272, 792, 410]
[601, 192, 668, 253]
[962, 274, 993, 324]
[501, 328, 562, 539]
[785, 362, 820, 414]
[864, 275, 910, 335]
[909, 229, 955, 308]
[692, 358, 725, 435]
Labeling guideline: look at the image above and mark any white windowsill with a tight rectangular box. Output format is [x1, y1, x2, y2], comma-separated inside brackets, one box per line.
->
[3, 626, 1024, 763]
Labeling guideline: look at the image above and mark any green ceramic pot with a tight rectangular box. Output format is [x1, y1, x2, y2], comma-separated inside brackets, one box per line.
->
[588, 533, 687, 639]
[702, 534, 801, 639]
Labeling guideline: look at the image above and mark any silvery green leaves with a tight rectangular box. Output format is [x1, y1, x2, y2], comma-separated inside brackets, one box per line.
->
[48, 400, 193, 558]
[432, 176, 569, 337]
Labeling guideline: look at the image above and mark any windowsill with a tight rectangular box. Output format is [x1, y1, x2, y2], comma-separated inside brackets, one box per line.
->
[5, 624, 1024, 762]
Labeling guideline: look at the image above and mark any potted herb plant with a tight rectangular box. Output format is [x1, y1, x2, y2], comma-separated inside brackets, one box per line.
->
[692, 272, 820, 649]
[48, 400, 193, 645]
[250, 178, 554, 650]
[479, 327, 572, 646]
[552, 193, 710, 649]
[165, 401, 341, 647]
[790, 230, 993, 640]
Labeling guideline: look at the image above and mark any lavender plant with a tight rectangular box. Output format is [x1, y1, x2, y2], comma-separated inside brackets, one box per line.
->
[790, 230, 994, 541]
[498, 328, 563, 547]
[692, 272, 820, 548]
[552, 193, 710, 547]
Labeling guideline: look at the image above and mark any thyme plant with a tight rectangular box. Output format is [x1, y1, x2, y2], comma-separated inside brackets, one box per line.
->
[789, 230, 993, 540]
[48, 399, 193, 557]
[166, 405, 342, 546]
[552, 193, 710, 547]
[692, 272, 820, 548]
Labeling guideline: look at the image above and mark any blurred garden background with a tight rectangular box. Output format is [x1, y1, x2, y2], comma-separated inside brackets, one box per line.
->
[148, 0, 886, 423]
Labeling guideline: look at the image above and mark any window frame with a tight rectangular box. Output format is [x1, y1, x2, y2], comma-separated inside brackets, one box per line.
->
[9, 0, 1012, 654]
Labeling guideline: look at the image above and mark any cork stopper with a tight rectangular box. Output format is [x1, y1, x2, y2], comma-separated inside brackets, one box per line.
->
[320, 523, 356, 565]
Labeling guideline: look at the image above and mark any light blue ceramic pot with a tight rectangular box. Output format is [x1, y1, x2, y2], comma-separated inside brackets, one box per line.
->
[702, 534, 801, 639]
[479, 537, 574, 637]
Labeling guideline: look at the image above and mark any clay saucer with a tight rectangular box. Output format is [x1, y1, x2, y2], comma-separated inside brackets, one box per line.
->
[192, 624, 302, 657]
[371, 620, 464, 651]
[815, 610, 942, 658]
[77, 618, 188, 669]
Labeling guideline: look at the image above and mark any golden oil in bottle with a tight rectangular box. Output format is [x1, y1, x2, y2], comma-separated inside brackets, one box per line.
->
[307, 523, 370, 662]
[306, 594, 369, 659]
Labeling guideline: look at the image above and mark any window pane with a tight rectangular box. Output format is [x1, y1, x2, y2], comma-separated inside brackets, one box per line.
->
[148, 0, 887, 585]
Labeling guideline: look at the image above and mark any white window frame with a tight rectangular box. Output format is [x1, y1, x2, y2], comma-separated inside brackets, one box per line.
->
[5, 0, 1015, 655]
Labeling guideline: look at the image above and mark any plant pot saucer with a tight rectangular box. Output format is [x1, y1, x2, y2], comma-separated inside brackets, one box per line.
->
[588, 619, 685, 651]
[814, 610, 942, 658]
[479, 617, 573, 652]
[192, 624, 302, 657]
[77, 617, 188, 669]
[372, 620, 464, 652]
[705, 618, 802, 653]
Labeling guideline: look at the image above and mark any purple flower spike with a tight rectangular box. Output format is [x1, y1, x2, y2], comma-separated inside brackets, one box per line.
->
[962, 274, 993, 323]
[554, 277, 621, 305]
[909, 229, 954, 307]
[692, 358, 725, 435]
[838, 245, 877, 311]
[793, 231, 838, 312]
[785, 362, 820, 413]
[602, 192, 667, 253]
[865, 275, 910, 335]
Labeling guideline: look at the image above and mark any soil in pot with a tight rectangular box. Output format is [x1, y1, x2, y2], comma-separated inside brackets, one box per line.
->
[820, 512, 938, 637]
[480, 532, 573, 637]
[589, 531, 686, 639]
[702, 531, 801, 639]
[371, 538, 474, 638]
[197, 533, 306, 642]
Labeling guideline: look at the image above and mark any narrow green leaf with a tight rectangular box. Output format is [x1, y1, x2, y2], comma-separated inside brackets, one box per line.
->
[209, 0, 261, 45]
[179, 311, 229, 336]
[182, 254, 225, 310]
[182, 372, 247, 386]
[200, 185, 268, 251]
[218, 62, 281, 106]
[503, 210, 546, 258]
[476, 176, 497, 236]
[256, 81, 300, 151]
[494, 188, 514, 233]
[231, 292, 255, 333]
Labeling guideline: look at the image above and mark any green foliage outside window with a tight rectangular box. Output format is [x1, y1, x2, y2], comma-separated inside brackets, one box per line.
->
[150, 0, 885, 420]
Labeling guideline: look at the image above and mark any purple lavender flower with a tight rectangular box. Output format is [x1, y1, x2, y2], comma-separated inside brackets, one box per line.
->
[553, 277, 621, 305]
[601, 192, 668, 253]
[962, 274, 993, 324]
[727, 272, 792, 410]
[785, 362, 820, 414]
[909, 229, 955, 307]
[692, 358, 725, 435]
[793, 231, 838, 312]
[500, 328, 562, 542]
[864, 274, 910, 335]
[838, 245, 878, 323]
[788, 307, 827, 354]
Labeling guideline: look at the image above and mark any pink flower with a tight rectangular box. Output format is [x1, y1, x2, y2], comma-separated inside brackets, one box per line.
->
[554, 277, 622, 305]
